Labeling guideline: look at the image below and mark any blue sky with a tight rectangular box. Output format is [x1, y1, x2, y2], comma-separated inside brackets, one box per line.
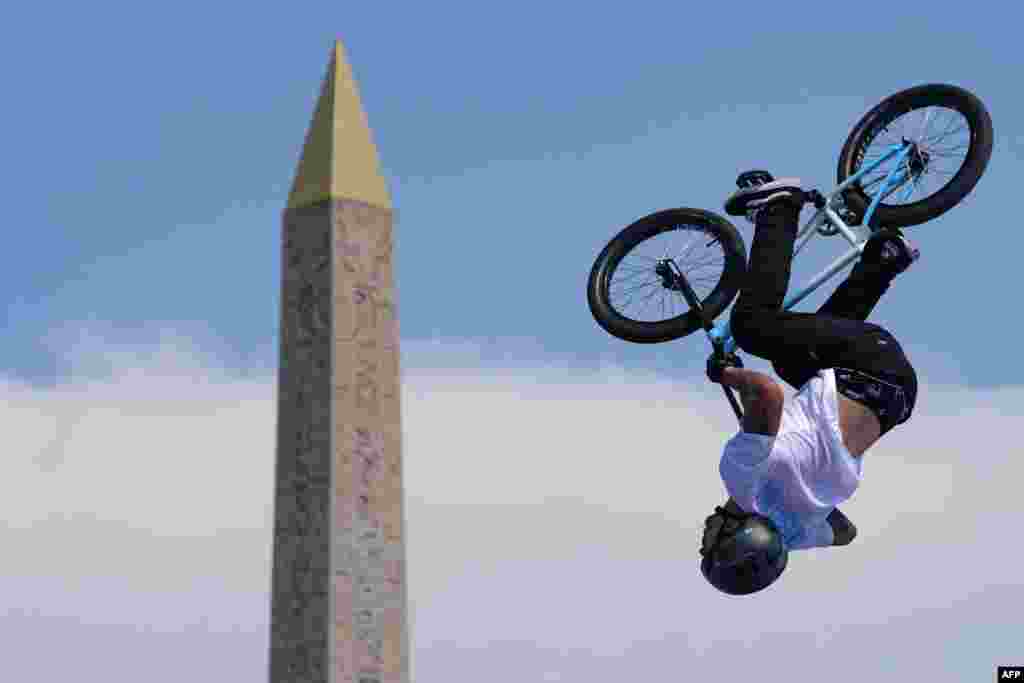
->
[3, 0, 1021, 386]
[3, 1, 1023, 682]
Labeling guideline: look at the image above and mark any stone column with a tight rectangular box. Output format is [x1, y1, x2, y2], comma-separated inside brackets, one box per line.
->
[269, 39, 409, 683]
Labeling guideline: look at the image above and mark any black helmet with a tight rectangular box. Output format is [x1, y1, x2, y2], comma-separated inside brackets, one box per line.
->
[700, 503, 788, 595]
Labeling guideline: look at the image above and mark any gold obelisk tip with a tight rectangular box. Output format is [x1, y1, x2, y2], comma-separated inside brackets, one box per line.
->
[287, 40, 392, 210]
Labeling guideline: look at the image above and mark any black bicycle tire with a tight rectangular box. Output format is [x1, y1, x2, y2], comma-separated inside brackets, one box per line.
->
[837, 83, 993, 228]
[586, 208, 746, 344]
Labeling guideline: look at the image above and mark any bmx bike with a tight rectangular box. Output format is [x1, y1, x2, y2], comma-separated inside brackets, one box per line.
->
[586, 83, 993, 421]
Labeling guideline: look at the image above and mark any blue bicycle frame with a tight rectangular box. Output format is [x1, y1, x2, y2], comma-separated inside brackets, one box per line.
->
[706, 143, 916, 355]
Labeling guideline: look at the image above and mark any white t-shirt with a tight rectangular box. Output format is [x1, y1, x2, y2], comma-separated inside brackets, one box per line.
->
[718, 368, 863, 550]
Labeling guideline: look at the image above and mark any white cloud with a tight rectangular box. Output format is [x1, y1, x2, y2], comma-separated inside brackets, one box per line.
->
[2, 332, 1022, 682]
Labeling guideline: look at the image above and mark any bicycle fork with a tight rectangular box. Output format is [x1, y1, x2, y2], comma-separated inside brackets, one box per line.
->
[656, 259, 744, 425]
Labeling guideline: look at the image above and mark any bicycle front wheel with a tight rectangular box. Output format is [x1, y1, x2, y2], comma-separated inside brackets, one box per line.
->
[586, 208, 746, 344]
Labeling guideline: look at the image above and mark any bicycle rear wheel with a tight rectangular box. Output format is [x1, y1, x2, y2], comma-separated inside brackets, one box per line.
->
[837, 83, 992, 228]
[587, 208, 746, 344]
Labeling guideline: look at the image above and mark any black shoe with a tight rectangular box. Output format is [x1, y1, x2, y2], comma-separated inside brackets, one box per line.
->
[735, 170, 775, 189]
[862, 229, 920, 276]
[724, 175, 807, 221]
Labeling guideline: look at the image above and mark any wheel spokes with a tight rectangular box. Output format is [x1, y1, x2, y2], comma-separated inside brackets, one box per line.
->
[856, 105, 971, 206]
[608, 223, 727, 324]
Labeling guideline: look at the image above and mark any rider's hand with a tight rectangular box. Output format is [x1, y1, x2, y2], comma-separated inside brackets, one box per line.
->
[707, 352, 744, 384]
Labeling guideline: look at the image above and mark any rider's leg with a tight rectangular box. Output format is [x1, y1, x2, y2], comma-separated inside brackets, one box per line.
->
[817, 230, 920, 321]
[771, 261, 893, 388]
[772, 233, 919, 388]
[729, 195, 911, 363]
[728, 192, 919, 432]
[818, 261, 892, 321]
[728, 198, 880, 363]
[725, 173, 917, 327]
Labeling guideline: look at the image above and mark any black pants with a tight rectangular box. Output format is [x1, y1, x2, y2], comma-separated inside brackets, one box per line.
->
[729, 202, 918, 434]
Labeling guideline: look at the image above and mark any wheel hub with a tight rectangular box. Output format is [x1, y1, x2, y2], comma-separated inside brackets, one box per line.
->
[654, 260, 681, 291]
[902, 139, 930, 176]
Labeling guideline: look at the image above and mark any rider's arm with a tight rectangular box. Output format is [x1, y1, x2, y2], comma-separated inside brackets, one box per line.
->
[827, 507, 858, 546]
[720, 367, 784, 436]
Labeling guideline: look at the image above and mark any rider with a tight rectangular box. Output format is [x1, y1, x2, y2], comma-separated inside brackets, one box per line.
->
[699, 172, 920, 595]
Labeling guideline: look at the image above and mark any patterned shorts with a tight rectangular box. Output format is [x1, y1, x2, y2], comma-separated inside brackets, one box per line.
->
[834, 366, 913, 435]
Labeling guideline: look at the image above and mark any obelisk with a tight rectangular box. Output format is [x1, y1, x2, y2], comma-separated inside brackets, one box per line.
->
[269, 40, 409, 683]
